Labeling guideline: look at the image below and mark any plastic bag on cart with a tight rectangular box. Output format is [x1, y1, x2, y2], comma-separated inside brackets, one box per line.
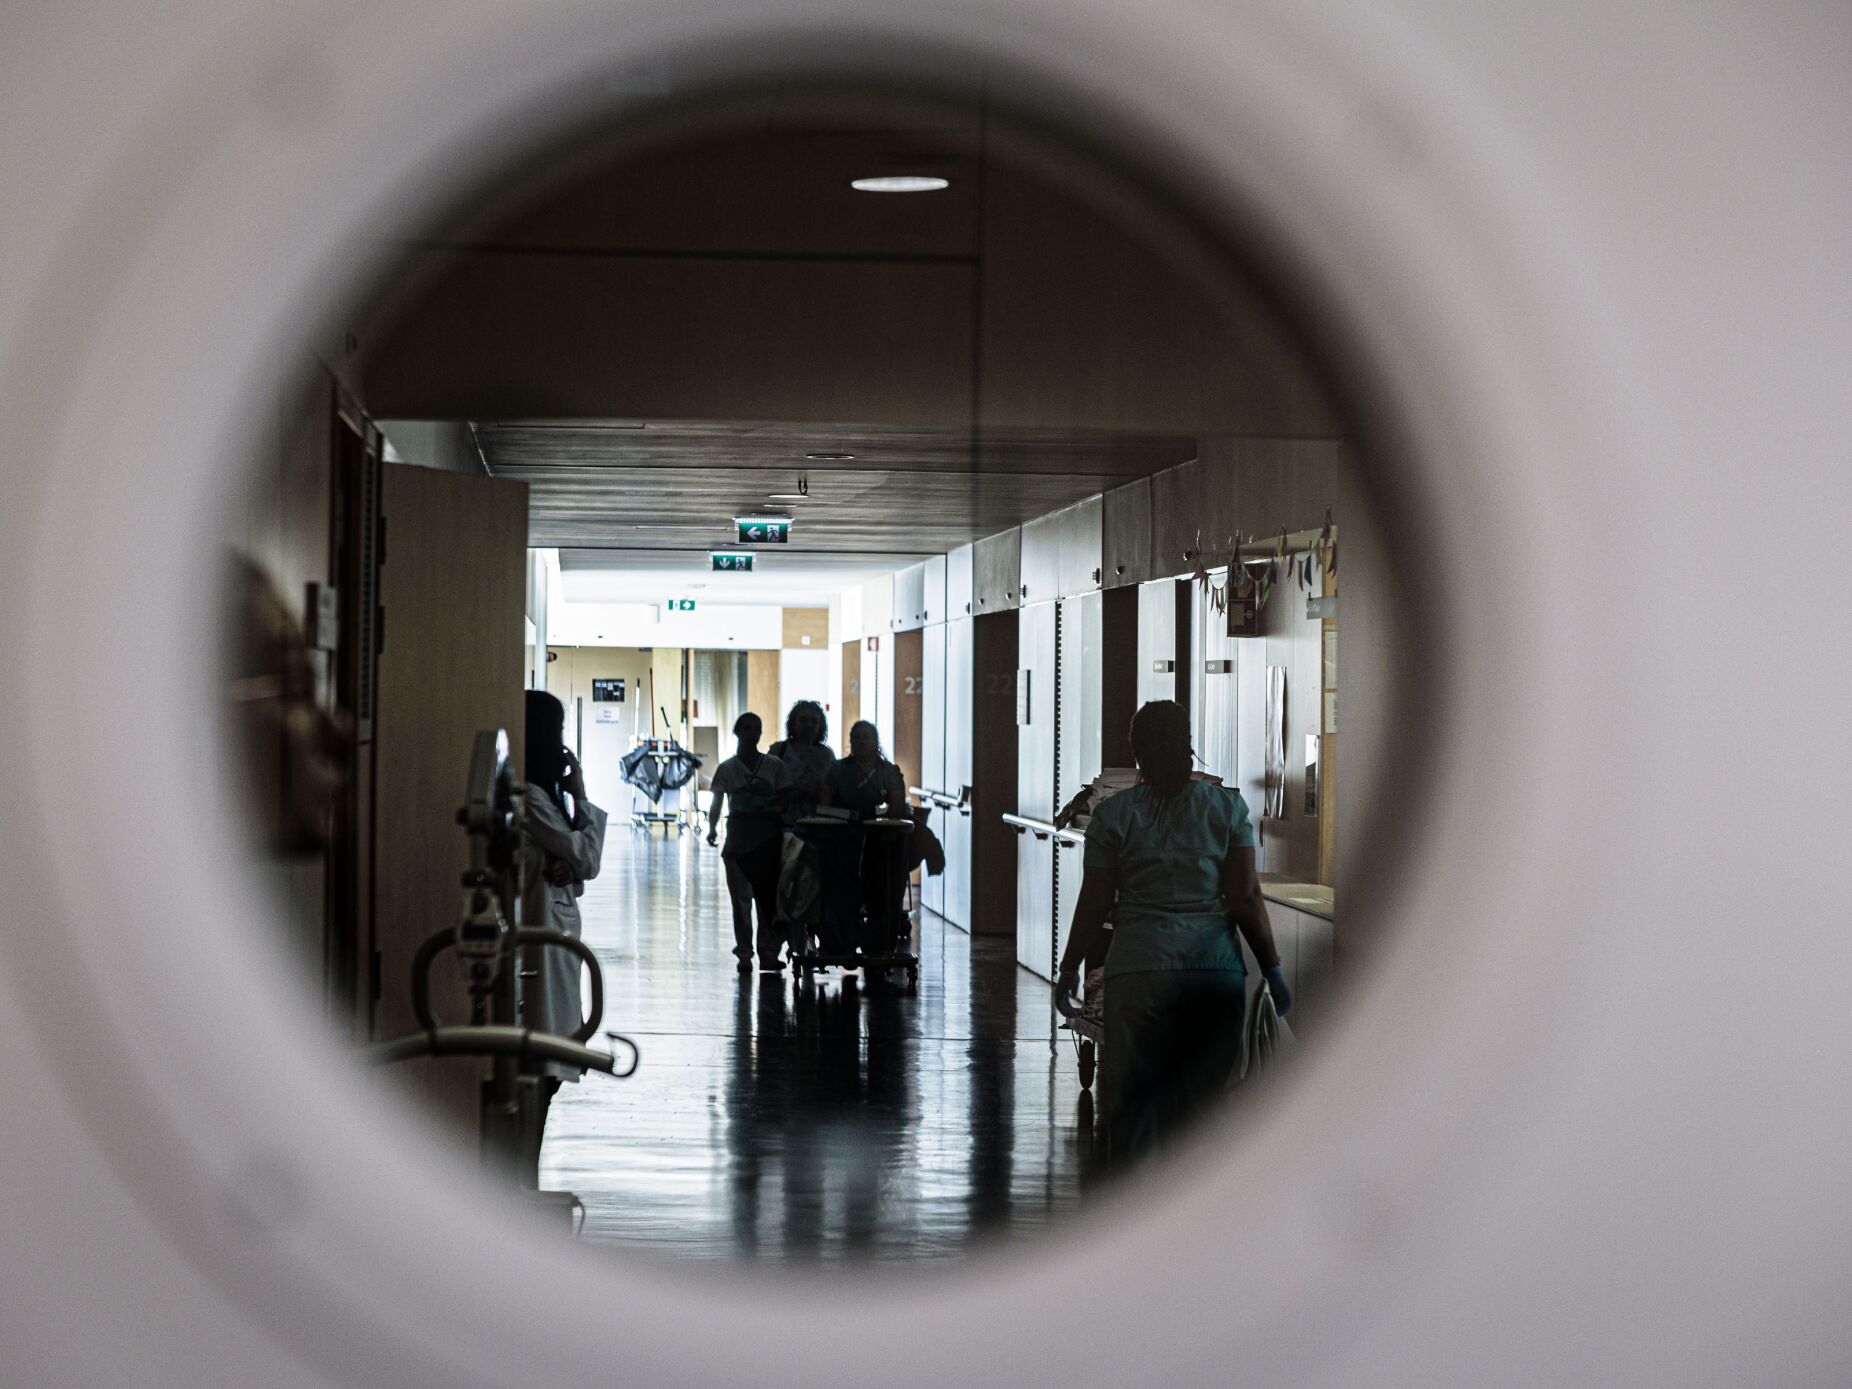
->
[619, 745, 664, 802]
[776, 832, 820, 929]
[658, 744, 701, 792]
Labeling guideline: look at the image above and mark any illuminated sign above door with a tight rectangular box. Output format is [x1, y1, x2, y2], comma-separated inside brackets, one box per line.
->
[734, 516, 791, 544]
[710, 552, 754, 572]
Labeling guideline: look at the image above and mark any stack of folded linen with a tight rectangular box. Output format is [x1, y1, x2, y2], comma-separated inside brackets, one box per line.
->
[1055, 767, 1139, 830]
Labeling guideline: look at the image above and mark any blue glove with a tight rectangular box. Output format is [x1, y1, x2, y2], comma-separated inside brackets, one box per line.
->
[1055, 968, 1082, 1018]
[1262, 965, 1292, 1016]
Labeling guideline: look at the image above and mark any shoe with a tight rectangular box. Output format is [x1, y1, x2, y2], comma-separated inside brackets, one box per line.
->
[737, 957, 753, 974]
[760, 957, 786, 972]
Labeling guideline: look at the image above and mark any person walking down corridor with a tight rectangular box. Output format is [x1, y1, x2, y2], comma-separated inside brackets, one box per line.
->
[818, 720, 909, 959]
[1055, 700, 1291, 1162]
[520, 691, 607, 1154]
[767, 700, 835, 815]
[767, 699, 834, 955]
[707, 713, 791, 972]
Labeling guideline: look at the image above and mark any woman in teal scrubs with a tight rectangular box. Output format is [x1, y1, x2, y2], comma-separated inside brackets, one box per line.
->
[1056, 700, 1291, 1160]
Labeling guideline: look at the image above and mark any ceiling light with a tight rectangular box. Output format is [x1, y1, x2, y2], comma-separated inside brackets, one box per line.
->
[850, 175, 949, 193]
[805, 452, 854, 461]
[766, 493, 808, 502]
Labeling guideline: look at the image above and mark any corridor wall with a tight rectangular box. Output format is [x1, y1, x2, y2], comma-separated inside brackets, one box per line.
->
[961, 434, 1365, 1002]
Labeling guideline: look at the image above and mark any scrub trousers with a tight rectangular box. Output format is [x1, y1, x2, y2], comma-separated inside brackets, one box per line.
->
[1102, 968, 1246, 1162]
[724, 836, 783, 964]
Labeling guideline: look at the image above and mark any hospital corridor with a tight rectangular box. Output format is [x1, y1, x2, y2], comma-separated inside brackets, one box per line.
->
[202, 71, 1359, 1263]
[541, 833, 1098, 1261]
[5, 8, 1850, 1387]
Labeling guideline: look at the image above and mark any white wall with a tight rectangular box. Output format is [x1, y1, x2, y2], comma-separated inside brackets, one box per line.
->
[779, 649, 830, 717]
[548, 600, 785, 649]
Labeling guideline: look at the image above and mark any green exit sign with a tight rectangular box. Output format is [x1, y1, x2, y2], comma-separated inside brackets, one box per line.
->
[710, 552, 754, 573]
[664, 598, 697, 611]
[734, 515, 791, 545]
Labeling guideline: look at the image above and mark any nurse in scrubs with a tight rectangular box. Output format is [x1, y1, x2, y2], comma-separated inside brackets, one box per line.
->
[1056, 700, 1290, 1160]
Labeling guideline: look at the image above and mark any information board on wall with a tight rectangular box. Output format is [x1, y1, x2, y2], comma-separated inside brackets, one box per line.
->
[592, 678, 625, 702]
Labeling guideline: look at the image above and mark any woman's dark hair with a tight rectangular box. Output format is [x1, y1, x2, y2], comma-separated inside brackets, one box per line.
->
[848, 719, 884, 759]
[1130, 700, 1193, 805]
[784, 699, 828, 745]
[524, 690, 568, 813]
[733, 711, 762, 738]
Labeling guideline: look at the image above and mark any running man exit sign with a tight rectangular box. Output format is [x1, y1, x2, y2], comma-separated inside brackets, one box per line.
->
[734, 515, 791, 544]
[710, 552, 754, 572]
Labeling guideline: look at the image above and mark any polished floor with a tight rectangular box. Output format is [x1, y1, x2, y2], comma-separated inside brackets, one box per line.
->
[539, 826, 1105, 1263]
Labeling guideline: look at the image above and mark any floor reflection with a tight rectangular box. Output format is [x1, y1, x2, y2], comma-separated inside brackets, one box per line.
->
[540, 830, 1104, 1263]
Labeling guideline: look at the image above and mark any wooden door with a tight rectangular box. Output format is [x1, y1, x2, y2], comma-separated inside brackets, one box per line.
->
[372, 463, 529, 1137]
[894, 627, 923, 792]
[839, 639, 862, 743]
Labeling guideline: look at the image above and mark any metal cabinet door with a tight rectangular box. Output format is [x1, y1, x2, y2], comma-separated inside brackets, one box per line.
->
[1017, 837, 1055, 979]
[972, 527, 1021, 613]
[946, 543, 974, 620]
[893, 561, 927, 632]
[1019, 510, 1062, 608]
[1195, 575, 1238, 786]
[1017, 603, 1057, 820]
[1055, 597, 1095, 811]
[1137, 577, 1178, 708]
[1057, 495, 1103, 597]
[1104, 477, 1153, 588]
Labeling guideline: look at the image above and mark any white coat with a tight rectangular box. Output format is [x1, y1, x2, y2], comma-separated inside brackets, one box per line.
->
[520, 785, 607, 1080]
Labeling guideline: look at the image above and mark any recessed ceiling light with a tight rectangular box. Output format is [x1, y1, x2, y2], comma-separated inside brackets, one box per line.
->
[850, 175, 949, 193]
[766, 493, 808, 501]
[805, 452, 854, 461]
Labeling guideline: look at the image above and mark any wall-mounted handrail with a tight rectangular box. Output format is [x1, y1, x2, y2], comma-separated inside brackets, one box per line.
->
[1003, 811, 1073, 843]
[910, 785, 970, 813]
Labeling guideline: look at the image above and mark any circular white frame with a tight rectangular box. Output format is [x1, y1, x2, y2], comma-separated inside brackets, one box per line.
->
[0, 0, 1732, 1384]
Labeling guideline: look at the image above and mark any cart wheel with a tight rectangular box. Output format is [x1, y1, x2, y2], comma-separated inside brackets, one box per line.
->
[1078, 1039, 1096, 1090]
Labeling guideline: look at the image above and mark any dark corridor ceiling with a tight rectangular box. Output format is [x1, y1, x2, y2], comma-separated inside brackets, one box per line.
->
[478, 419, 1197, 556]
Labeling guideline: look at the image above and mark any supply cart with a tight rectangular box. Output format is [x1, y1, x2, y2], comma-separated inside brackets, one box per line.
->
[790, 814, 921, 991]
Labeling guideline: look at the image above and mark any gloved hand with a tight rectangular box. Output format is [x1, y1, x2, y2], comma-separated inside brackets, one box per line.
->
[1262, 965, 1292, 1016]
[1055, 968, 1082, 1018]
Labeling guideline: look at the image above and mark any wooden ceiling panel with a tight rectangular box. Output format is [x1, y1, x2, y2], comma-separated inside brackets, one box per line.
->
[481, 419, 1198, 552]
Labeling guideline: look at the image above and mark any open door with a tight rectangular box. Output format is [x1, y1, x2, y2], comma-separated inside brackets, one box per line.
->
[371, 463, 529, 1136]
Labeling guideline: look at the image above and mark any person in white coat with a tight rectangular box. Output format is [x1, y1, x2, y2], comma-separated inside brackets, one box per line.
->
[520, 691, 607, 1139]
